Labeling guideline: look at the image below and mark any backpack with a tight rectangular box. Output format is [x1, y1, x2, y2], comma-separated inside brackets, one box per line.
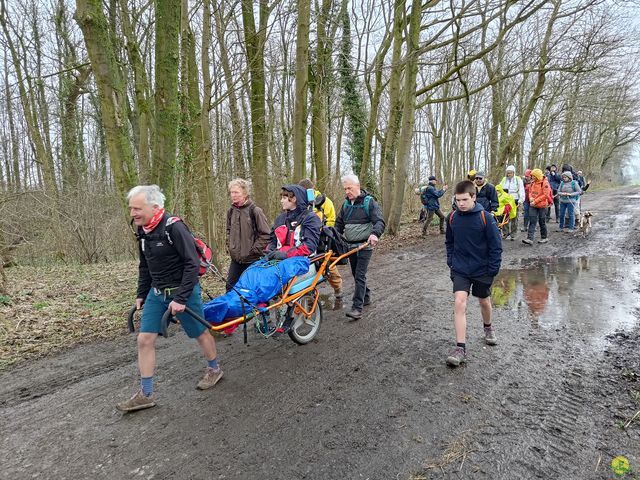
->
[420, 188, 429, 206]
[342, 195, 372, 221]
[164, 217, 213, 276]
[316, 226, 350, 265]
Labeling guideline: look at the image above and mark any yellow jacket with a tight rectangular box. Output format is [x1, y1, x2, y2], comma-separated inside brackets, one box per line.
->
[312, 189, 337, 226]
[495, 185, 517, 220]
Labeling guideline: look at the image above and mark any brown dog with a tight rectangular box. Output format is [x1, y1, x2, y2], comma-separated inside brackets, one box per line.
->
[575, 211, 594, 238]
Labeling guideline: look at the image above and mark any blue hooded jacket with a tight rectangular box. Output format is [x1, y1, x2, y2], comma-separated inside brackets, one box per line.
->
[422, 184, 446, 211]
[268, 184, 322, 256]
[445, 202, 503, 278]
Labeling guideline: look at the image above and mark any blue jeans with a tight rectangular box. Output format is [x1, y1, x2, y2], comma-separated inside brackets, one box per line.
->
[140, 283, 207, 338]
[559, 202, 575, 230]
[348, 248, 373, 311]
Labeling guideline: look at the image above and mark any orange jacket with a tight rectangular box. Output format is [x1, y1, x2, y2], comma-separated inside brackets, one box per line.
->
[529, 177, 551, 208]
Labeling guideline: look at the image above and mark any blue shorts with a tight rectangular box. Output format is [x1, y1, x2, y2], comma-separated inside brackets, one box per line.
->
[140, 284, 207, 338]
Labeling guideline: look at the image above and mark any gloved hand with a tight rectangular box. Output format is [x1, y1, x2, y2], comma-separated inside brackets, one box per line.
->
[367, 234, 379, 247]
[267, 250, 288, 261]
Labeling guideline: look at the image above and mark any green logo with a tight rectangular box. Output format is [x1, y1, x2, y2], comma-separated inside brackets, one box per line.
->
[611, 456, 630, 476]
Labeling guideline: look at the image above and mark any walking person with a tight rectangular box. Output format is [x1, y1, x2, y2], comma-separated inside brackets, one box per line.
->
[522, 169, 551, 245]
[299, 178, 344, 299]
[118, 185, 223, 412]
[335, 174, 386, 320]
[226, 179, 271, 291]
[474, 172, 499, 214]
[499, 165, 525, 239]
[545, 164, 562, 222]
[521, 169, 532, 232]
[557, 171, 582, 233]
[495, 184, 517, 240]
[445, 181, 503, 367]
[421, 175, 448, 236]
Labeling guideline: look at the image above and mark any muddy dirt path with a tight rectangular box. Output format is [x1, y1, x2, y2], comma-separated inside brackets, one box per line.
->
[2, 187, 639, 480]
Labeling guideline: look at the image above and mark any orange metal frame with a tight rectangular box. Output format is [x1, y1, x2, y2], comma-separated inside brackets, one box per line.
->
[208, 243, 368, 332]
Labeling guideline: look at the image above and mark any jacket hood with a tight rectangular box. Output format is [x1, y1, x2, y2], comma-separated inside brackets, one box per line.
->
[561, 171, 573, 181]
[531, 168, 544, 181]
[506, 165, 516, 173]
[495, 184, 505, 193]
[282, 184, 309, 210]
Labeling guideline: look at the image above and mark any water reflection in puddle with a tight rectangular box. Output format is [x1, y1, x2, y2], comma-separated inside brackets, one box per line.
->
[493, 256, 640, 342]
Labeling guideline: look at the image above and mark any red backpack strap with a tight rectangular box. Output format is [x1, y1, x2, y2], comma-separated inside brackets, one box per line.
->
[449, 211, 455, 226]
[480, 210, 486, 226]
[166, 216, 181, 227]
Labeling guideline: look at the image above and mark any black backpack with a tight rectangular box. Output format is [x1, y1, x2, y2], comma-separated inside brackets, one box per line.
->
[317, 226, 350, 265]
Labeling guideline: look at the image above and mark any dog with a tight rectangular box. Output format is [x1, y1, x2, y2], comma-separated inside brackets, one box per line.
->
[575, 211, 594, 238]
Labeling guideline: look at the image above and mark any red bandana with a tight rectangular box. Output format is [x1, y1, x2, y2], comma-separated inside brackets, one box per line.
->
[142, 208, 165, 234]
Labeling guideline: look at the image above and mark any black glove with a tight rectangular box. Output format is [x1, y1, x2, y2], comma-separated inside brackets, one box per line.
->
[267, 250, 288, 261]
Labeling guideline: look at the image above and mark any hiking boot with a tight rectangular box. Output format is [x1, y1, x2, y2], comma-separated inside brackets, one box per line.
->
[538, 238, 549, 244]
[346, 309, 362, 320]
[334, 289, 343, 299]
[555, 228, 563, 233]
[504, 235, 512, 241]
[446, 347, 466, 367]
[522, 238, 533, 245]
[510, 236, 515, 241]
[196, 367, 224, 390]
[484, 325, 497, 345]
[363, 297, 371, 307]
[116, 390, 156, 412]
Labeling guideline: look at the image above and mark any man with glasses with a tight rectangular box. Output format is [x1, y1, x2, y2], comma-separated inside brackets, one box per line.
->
[473, 171, 499, 214]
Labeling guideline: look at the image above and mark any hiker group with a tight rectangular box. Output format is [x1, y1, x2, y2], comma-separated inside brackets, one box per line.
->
[419, 164, 590, 366]
[118, 175, 384, 412]
[118, 162, 591, 412]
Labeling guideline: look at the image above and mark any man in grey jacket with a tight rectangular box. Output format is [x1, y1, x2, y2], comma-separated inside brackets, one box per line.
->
[335, 175, 386, 320]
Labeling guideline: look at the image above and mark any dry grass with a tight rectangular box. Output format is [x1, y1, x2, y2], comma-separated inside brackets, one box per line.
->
[410, 429, 478, 478]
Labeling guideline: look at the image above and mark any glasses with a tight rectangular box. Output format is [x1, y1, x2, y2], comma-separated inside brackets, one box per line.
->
[475, 177, 484, 181]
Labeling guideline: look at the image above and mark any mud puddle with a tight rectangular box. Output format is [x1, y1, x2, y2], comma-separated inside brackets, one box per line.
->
[493, 255, 640, 346]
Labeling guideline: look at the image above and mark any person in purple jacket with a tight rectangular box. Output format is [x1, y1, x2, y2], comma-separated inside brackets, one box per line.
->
[445, 181, 503, 367]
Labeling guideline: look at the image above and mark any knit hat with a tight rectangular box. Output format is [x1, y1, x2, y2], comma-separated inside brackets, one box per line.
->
[525, 169, 532, 176]
[428, 175, 437, 181]
[475, 171, 485, 178]
[506, 165, 516, 173]
[531, 169, 544, 181]
[562, 171, 573, 180]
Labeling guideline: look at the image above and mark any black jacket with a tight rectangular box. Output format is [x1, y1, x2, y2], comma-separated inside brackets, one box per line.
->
[335, 190, 385, 243]
[136, 214, 199, 304]
[476, 182, 498, 213]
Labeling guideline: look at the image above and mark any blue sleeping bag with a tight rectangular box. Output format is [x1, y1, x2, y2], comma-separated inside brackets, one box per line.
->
[203, 257, 311, 325]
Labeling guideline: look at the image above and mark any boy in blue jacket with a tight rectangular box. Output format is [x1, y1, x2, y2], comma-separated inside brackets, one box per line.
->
[445, 181, 503, 367]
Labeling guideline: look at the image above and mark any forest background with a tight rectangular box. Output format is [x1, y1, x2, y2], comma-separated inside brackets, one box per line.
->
[0, 0, 639, 286]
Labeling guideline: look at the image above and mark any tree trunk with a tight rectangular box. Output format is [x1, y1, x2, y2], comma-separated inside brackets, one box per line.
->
[151, 0, 181, 207]
[75, 0, 138, 197]
[241, 0, 269, 208]
[388, 0, 422, 235]
[292, 0, 311, 180]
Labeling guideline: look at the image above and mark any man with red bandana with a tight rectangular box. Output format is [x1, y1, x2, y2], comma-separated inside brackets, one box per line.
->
[265, 184, 322, 260]
[117, 185, 223, 413]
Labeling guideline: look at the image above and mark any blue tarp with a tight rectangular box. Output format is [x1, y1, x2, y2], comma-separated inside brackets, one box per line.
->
[203, 257, 311, 325]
